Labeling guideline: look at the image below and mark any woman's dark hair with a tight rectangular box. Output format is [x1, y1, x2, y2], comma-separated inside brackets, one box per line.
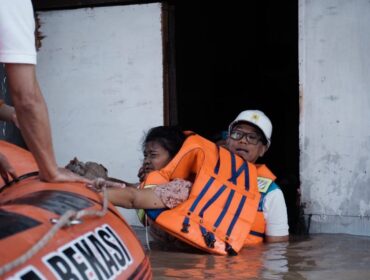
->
[142, 126, 187, 157]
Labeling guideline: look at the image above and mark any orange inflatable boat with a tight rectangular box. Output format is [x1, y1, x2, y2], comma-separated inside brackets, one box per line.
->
[0, 141, 151, 279]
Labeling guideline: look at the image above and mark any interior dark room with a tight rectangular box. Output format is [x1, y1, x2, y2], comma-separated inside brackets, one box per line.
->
[171, 1, 302, 233]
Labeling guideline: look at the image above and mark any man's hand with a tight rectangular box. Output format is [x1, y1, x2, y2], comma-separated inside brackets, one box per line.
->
[39, 167, 92, 184]
[11, 110, 19, 128]
[0, 104, 19, 128]
[0, 153, 18, 184]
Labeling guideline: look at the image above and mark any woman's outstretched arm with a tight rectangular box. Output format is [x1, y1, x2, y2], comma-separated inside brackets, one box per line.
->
[107, 187, 166, 209]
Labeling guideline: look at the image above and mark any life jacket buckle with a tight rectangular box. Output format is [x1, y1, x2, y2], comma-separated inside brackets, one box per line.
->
[203, 232, 216, 248]
[225, 243, 238, 256]
[181, 223, 190, 233]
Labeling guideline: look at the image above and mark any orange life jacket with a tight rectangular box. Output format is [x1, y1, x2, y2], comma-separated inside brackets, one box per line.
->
[244, 164, 277, 245]
[141, 134, 261, 255]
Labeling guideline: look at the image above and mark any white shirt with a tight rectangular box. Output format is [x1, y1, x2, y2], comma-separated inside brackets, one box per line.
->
[0, 0, 37, 64]
[263, 188, 289, 236]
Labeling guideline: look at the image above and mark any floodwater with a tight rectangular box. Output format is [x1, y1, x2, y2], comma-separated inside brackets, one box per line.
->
[133, 226, 370, 280]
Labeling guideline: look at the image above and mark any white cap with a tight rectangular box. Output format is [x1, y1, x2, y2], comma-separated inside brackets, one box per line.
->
[228, 110, 272, 146]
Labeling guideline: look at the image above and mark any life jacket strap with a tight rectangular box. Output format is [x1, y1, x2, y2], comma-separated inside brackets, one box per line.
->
[181, 177, 215, 233]
[228, 153, 250, 191]
[198, 185, 226, 218]
[226, 195, 247, 237]
[225, 243, 238, 256]
[249, 230, 265, 238]
[200, 226, 216, 248]
[213, 189, 235, 229]
[181, 217, 190, 233]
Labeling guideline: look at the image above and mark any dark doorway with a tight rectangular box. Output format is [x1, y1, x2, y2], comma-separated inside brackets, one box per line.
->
[170, 1, 301, 233]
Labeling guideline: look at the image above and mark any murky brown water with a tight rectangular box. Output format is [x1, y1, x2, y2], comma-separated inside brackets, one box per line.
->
[133, 226, 370, 280]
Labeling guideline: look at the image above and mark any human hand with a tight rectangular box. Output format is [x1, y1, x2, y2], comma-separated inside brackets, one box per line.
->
[86, 178, 126, 193]
[0, 153, 18, 184]
[0, 104, 19, 128]
[39, 167, 92, 184]
[11, 111, 19, 128]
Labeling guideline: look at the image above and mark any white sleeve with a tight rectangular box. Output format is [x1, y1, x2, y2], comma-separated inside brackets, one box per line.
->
[0, 0, 37, 64]
[262, 188, 289, 236]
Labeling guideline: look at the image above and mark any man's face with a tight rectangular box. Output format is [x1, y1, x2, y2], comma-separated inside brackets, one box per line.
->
[226, 122, 268, 163]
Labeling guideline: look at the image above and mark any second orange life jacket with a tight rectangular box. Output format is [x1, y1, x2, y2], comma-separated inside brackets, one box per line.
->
[244, 164, 277, 245]
[141, 134, 261, 255]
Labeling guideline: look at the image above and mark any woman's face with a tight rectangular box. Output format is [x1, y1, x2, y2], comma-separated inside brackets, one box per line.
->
[142, 141, 171, 175]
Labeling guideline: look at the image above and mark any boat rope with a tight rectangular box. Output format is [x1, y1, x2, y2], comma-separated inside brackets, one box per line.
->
[0, 184, 109, 277]
[145, 214, 151, 251]
[0, 171, 39, 194]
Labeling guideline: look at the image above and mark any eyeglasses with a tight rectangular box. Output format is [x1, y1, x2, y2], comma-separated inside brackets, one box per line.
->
[229, 130, 262, 145]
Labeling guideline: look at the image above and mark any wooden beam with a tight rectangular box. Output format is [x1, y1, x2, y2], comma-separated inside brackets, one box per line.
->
[32, 0, 161, 10]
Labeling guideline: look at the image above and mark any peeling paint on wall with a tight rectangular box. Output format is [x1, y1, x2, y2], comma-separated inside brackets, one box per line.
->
[299, 0, 370, 235]
[36, 4, 163, 226]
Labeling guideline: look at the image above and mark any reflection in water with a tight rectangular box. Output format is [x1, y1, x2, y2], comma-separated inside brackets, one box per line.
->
[261, 242, 289, 280]
[147, 238, 300, 279]
[149, 245, 266, 279]
[133, 227, 370, 280]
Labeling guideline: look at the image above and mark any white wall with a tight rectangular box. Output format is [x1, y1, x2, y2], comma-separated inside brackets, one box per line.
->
[36, 4, 163, 225]
[299, 0, 370, 235]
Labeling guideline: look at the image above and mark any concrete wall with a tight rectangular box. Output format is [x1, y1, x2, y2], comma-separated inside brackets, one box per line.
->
[299, 0, 370, 235]
[36, 4, 163, 226]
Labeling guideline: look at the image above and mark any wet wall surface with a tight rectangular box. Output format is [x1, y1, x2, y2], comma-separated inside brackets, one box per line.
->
[299, 0, 370, 235]
[133, 226, 370, 279]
